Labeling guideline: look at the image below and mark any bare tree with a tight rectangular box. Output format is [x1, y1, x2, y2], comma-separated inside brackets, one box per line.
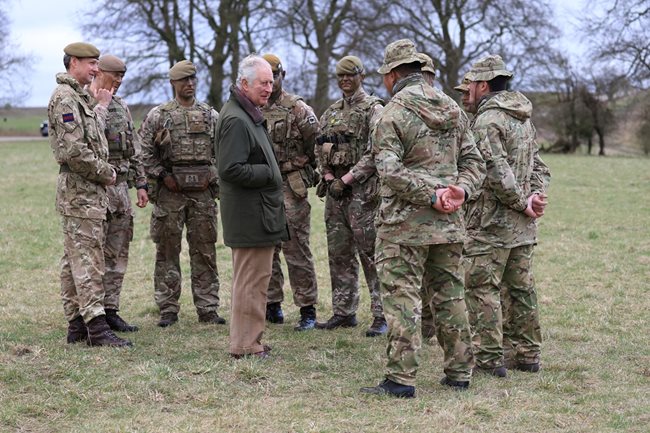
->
[0, 2, 31, 105]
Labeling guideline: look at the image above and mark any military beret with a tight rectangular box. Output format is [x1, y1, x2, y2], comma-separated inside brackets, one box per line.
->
[262, 53, 283, 73]
[418, 53, 436, 76]
[99, 55, 126, 73]
[465, 54, 513, 82]
[454, 74, 471, 92]
[64, 42, 100, 59]
[336, 56, 364, 75]
[377, 39, 425, 74]
[169, 60, 197, 80]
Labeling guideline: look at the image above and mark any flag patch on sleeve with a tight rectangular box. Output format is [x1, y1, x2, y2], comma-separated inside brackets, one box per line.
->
[62, 113, 74, 123]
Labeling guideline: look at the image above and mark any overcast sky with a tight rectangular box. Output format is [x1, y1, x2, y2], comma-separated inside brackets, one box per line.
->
[10, 0, 587, 107]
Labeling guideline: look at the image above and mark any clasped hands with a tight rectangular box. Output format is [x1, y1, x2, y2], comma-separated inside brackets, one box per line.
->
[432, 184, 466, 214]
[524, 193, 548, 218]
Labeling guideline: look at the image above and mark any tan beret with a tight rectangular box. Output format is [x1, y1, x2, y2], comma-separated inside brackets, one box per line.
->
[262, 53, 283, 72]
[99, 55, 126, 73]
[336, 56, 364, 75]
[64, 42, 100, 59]
[169, 60, 197, 80]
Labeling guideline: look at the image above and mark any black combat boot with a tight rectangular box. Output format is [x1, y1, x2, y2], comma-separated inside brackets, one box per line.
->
[365, 316, 388, 337]
[473, 365, 508, 378]
[105, 309, 139, 332]
[86, 315, 132, 347]
[157, 312, 178, 327]
[315, 314, 357, 330]
[67, 315, 88, 344]
[294, 305, 316, 331]
[360, 379, 415, 398]
[198, 311, 226, 324]
[513, 362, 540, 373]
[265, 302, 284, 324]
[439, 376, 469, 390]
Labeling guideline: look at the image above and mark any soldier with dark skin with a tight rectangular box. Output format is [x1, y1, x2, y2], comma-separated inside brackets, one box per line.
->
[139, 60, 224, 327]
[49, 42, 131, 347]
[261, 54, 320, 331]
[314, 55, 388, 337]
[88, 54, 148, 333]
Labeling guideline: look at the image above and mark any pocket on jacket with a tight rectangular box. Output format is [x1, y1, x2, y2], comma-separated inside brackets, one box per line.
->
[260, 193, 285, 233]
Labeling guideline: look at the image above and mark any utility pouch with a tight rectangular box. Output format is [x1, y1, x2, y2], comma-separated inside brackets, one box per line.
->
[287, 170, 307, 198]
[172, 165, 211, 191]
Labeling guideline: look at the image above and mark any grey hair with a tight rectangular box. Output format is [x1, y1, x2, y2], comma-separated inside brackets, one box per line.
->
[236, 54, 270, 88]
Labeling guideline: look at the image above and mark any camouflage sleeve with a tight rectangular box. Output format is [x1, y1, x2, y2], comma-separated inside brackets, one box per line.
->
[474, 115, 528, 211]
[138, 108, 165, 178]
[349, 103, 383, 183]
[529, 126, 551, 193]
[50, 95, 114, 184]
[372, 109, 437, 206]
[93, 104, 108, 132]
[455, 114, 486, 198]
[316, 111, 334, 178]
[125, 103, 147, 187]
[294, 100, 319, 166]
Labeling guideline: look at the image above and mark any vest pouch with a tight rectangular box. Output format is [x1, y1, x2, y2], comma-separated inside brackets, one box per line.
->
[287, 170, 307, 198]
[172, 165, 211, 191]
[187, 110, 209, 133]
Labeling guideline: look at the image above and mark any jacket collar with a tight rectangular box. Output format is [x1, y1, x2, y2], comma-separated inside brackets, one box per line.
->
[231, 85, 264, 125]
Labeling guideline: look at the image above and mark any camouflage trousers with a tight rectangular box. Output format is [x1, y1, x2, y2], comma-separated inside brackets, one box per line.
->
[59, 216, 106, 323]
[267, 181, 318, 307]
[464, 243, 541, 367]
[324, 180, 383, 318]
[103, 180, 134, 311]
[377, 239, 474, 386]
[150, 187, 220, 316]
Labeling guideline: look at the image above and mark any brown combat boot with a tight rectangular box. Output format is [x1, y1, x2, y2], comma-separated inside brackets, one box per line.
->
[86, 315, 133, 347]
[198, 311, 226, 325]
[67, 315, 88, 344]
[105, 309, 139, 332]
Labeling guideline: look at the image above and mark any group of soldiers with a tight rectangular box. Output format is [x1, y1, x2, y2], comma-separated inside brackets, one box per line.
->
[48, 37, 549, 397]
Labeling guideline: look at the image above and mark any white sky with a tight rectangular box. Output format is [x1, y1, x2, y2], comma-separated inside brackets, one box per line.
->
[9, 0, 587, 107]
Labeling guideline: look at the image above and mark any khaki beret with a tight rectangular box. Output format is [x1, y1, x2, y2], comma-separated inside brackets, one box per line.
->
[99, 55, 126, 73]
[418, 53, 436, 76]
[466, 54, 513, 82]
[377, 39, 424, 74]
[169, 60, 197, 80]
[262, 53, 283, 72]
[64, 42, 100, 59]
[336, 56, 364, 75]
[454, 73, 471, 92]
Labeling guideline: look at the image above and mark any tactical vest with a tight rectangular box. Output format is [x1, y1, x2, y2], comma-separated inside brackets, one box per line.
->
[160, 101, 215, 165]
[105, 97, 135, 163]
[320, 94, 383, 168]
[263, 94, 302, 165]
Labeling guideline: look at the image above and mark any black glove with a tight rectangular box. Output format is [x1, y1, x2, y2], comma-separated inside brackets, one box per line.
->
[316, 178, 330, 198]
[328, 178, 350, 199]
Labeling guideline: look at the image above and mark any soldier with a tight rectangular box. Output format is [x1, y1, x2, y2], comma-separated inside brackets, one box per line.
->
[261, 53, 320, 331]
[48, 42, 131, 347]
[88, 54, 148, 333]
[139, 60, 224, 327]
[314, 55, 388, 337]
[361, 39, 485, 398]
[419, 53, 436, 86]
[463, 54, 550, 377]
[454, 74, 473, 113]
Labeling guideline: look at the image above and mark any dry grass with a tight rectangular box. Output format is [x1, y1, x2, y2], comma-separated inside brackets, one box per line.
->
[0, 141, 648, 433]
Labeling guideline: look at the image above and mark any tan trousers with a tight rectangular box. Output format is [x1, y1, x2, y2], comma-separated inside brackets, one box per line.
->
[229, 246, 274, 355]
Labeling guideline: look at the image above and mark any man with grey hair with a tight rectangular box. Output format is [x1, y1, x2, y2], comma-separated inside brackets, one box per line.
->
[215, 54, 289, 359]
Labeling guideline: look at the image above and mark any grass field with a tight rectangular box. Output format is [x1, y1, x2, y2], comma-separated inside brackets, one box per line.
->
[0, 140, 648, 433]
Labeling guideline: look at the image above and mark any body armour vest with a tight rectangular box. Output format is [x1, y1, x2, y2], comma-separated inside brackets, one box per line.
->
[320, 95, 382, 168]
[263, 94, 302, 164]
[105, 97, 135, 163]
[161, 101, 214, 165]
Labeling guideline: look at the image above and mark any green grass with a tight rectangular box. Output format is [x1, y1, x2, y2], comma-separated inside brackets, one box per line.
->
[1, 142, 649, 433]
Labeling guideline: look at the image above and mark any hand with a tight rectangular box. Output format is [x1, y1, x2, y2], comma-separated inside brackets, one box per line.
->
[328, 178, 350, 199]
[531, 193, 548, 216]
[95, 87, 113, 108]
[106, 168, 117, 186]
[432, 185, 465, 214]
[136, 188, 149, 208]
[316, 178, 330, 198]
[163, 175, 180, 192]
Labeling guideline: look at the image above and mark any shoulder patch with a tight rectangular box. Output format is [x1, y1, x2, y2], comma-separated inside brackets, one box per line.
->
[62, 113, 75, 123]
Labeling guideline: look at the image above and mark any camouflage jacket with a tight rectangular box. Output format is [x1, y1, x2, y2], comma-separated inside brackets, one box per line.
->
[465, 90, 551, 252]
[262, 89, 319, 173]
[48, 72, 114, 219]
[372, 74, 486, 245]
[318, 87, 383, 183]
[139, 98, 219, 179]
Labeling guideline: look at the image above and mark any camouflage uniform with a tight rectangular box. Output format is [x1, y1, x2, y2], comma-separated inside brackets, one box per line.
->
[318, 87, 384, 319]
[262, 89, 320, 308]
[372, 66, 485, 385]
[49, 72, 114, 323]
[102, 95, 147, 312]
[464, 55, 551, 369]
[139, 99, 221, 319]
